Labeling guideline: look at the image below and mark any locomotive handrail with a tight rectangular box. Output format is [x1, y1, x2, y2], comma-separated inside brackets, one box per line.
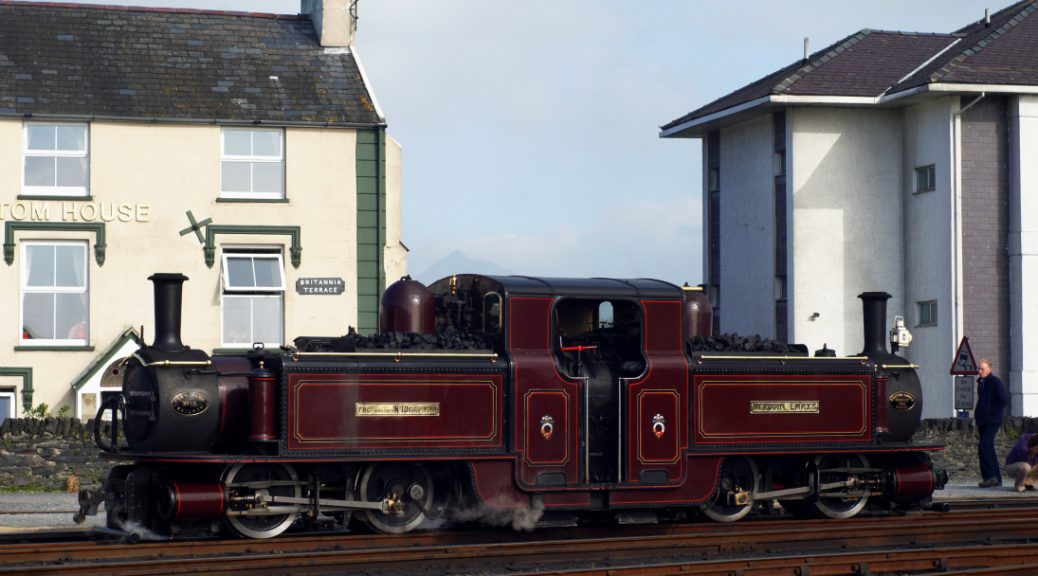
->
[696, 355, 868, 362]
[291, 351, 499, 360]
[131, 353, 213, 368]
[93, 394, 124, 453]
[880, 363, 920, 369]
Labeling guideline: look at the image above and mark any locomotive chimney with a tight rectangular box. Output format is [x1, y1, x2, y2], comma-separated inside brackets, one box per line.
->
[858, 291, 891, 357]
[149, 273, 189, 352]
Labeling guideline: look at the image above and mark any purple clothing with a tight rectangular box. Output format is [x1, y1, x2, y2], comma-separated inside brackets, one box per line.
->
[1005, 433, 1038, 467]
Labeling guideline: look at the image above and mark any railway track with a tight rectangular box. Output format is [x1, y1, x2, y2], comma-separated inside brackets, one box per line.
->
[2, 506, 1038, 575]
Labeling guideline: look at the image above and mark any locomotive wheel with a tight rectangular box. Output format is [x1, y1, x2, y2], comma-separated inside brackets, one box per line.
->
[358, 462, 434, 534]
[811, 453, 870, 519]
[223, 463, 301, 539]
[703, 457, 759, 522]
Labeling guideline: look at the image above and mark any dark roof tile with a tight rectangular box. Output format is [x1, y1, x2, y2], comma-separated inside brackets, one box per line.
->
[894, 0, 1038, 91]
[0, 1, 382, 125]
[664, 0, 1038, 132]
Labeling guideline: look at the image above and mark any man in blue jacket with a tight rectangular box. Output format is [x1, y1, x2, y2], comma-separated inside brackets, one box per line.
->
[976, 358, 1008, 488]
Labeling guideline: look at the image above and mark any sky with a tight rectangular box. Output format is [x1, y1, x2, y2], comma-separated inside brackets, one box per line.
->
[23, 0, 995, 284]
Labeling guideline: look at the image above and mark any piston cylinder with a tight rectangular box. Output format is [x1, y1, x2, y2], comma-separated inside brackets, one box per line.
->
[889, 463, 936, 503]
[158, 481, 225, 520]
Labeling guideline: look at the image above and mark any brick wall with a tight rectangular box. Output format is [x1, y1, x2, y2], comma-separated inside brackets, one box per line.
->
[961, 96, 1011, 389]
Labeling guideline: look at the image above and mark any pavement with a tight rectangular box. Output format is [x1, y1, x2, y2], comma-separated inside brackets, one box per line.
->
[0, 492, 104, 533]
[0, 483, 1031, 535]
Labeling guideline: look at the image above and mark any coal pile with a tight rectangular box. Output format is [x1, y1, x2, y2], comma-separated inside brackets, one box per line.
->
[687, 333, 804, 354]
[355, 328, 493, 351]
[294, 327, 493, 352]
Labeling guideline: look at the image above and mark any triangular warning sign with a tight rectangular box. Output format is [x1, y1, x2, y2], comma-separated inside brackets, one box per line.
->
[950, 336, 978, 375]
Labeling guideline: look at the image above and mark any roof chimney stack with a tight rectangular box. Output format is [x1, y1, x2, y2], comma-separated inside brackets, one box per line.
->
[803, 37, 810, 61]
[985, 8, 990, 25]
[301, 0, 357, 47]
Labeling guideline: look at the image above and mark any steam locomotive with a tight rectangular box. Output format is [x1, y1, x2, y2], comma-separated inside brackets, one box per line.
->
[77, 272, 946, 539]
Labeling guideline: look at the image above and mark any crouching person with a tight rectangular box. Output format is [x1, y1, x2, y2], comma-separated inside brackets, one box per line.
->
[1004, 433, 1038, 492]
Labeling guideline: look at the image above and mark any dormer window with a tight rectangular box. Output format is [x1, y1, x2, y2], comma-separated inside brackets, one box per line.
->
[23, 123, 89, 197]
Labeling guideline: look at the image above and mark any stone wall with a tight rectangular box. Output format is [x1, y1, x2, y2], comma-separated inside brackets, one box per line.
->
[2, 417, 1036, 492]
[0, 417, 110, 492]
[915, 417, 1038, 485]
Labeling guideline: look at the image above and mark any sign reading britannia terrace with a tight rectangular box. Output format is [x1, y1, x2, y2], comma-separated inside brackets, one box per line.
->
[296, 277, 345, 295]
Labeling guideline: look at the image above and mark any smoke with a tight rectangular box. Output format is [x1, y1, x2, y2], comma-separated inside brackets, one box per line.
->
[448, 497, 545, 532]
[111, 518, 170, 542]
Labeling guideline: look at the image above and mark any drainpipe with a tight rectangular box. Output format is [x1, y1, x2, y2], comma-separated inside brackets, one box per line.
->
[951, 92, 985, 415]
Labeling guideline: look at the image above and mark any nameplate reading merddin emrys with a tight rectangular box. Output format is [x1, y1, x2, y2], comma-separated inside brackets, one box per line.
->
[749, 400, 820, 414]
[355, 402, 441, 417]
[296, 277, 345, 295]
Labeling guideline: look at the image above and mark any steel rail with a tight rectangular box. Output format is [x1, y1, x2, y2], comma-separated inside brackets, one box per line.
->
[4, 507, 1038, 575]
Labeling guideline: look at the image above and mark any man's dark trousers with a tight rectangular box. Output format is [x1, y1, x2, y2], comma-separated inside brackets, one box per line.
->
[979, 423, 1002, 483]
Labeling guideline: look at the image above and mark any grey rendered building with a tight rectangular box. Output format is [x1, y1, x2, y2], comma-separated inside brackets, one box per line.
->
[662, 0, 1038, 418]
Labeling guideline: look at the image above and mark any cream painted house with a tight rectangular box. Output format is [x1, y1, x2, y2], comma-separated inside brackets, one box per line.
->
[0, 0, 406, 420]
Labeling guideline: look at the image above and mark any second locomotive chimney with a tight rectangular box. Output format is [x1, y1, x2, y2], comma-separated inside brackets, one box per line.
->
[149, 273, 188, 352]
[858, 291, 891, 357]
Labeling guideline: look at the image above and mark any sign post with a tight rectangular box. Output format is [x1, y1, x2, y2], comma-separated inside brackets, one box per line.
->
[954, 376, 975, 411]
[950, 336, 978, 418]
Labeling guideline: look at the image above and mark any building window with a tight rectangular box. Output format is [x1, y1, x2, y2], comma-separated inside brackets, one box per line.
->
[221, 250, 285, 347]
[23, 123, 89, 197]
[917, 300, 938, 327]
[914, 164, 935, 193]
[0, 389, 13, 424]
[221, 128, 285, 199]
[20, 241, 89, 345]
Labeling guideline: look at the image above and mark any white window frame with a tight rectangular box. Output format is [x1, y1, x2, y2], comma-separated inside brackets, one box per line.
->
[220, 250, 285, 347]
[22, 122, 90, 197]
[0, 390, 15, 422]
[19, 240, 89, 346]
[220, 127, 285, 200]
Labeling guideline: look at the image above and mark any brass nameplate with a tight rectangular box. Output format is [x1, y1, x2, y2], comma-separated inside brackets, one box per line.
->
[750, 400, 820, 414]
[355, 402, 440, 417]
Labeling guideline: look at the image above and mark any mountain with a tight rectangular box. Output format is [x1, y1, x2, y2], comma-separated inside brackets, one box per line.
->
[415, 250, 512, 284]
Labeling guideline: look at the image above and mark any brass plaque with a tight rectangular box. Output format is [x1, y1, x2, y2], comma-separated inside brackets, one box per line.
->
[750, 400, 820, 414]
[170, 391, 210, 416]
[355, 402, 440, 417]
[889, 391, 916, 412]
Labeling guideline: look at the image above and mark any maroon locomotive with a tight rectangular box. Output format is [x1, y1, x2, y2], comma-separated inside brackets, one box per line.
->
[78, 272, 946, 539]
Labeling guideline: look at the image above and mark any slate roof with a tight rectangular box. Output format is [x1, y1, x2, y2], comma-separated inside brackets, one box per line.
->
[663, 0, 1038, 133]
[0, 1, 383, 126]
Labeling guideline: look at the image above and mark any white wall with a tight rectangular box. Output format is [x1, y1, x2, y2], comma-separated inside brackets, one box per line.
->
[1010, 95, 1038, 416]
[901, 98, 956, 418]
[790, 108, 903, 358]
[718, 115, 774, 336]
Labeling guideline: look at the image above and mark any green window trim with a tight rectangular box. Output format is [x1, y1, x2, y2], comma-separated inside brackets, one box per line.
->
[215, 198, 291, 204]
[4, 221, 106, 266]
[17, 195, 95, 202]
[14, 346, 95, 352]
[203, 225, 302, 269]
[70, 327, 141, 392]
[0, 367, 33, 413]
